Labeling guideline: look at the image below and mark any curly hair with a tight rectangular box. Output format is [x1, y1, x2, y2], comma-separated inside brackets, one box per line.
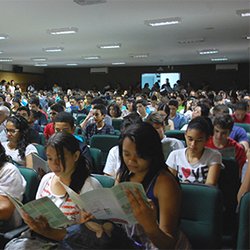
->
[0, 143, 10, 169]
[6, 115, 31, 159]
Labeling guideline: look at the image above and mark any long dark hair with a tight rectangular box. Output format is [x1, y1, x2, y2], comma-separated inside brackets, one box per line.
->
[6, 115, 31, 159]
[46, 132, 90, 193]
[118, 122, 168, 190]
[0, 142, 10, 169]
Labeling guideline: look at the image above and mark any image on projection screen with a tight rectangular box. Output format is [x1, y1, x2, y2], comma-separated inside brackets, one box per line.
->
[141, 73, 181, 89]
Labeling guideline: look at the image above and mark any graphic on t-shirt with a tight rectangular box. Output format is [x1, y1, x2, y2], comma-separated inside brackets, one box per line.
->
[177, 165, 209, 184]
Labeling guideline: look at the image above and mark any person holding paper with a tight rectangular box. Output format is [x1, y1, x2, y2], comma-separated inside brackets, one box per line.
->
[0, 142, 26, 232]
[117, 122, 191, 249]
[20, 132, 102, 242]
[1, 115, 38, 168]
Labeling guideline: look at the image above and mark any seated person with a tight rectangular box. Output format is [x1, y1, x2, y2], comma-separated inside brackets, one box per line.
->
[29, 97, 48, 126]
[238, 149, 250, 202]
[166, 116, 222, 186]
[135, 99, 149, 120]
[0, 105, 11, 142]
[212, 104, 249, 152]
[53, 111, 93, 170]
[43, 103, 64, 140]
[80, 98, 112, 130]
[107, 103, 122, 119]
[0, 142, 26, 231]
[232, 101, 250, 124]
[2, 115, 38, 168]
[16, 106, 40, 144]
[10, 132, 101, 244]
[157, 102, 175, 130]
[206, 114, 247, 176]
[145, 111, 184, 160]
[103, 112, 142, 177]
[168, 99, 188, 130]
[84, 104, 114, 144]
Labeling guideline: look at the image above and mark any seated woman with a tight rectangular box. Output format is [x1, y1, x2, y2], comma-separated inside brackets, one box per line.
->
[0, 142, 26, 232]
[117, 122, 190, 249]
[1, 115, 38, 168]
[166, 116, 222, 186]
[19, 132, 102, 242]
[157, 102, 175, 130]
[107, 103, 122, 119]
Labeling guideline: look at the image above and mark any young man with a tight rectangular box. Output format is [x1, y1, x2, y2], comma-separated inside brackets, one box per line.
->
[145, 111, 184, 160]
[29, 97, 48, 126]
[206, 114, 247, 175]
[168, 99, 188, 130]
[43, 103, 64, 140]
[135, 99, 149, 120]
[53, 111, 93, 170]
[232, 101, 250, 124]
[84, 104, 114, 144]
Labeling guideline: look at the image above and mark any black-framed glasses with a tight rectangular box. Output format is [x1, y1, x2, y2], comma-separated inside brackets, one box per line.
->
[5, 128, 20, 134]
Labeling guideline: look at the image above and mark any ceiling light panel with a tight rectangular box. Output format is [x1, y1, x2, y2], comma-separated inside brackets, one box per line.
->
[43, 47, 64, 52]
[0, 58, 12, 62]
[31, 58, 47, 62]
[98, 43, 121, 49]
[0, 34, 9, 40]
[198, 49, 219, 55]
[236, 9, 250, 17]
[211, 58, 228, 62]
[83, 56, 100, 60]
[178, 38, 205, 44]
[112, 62, 125, 65]
[47, 27, 78, 35]
[73, 0, 106, 5]
[145, 17, 181, 27]
[130, 54, 149, 58]
[35, 63, 48, 66]
[66, 63, 78, 66]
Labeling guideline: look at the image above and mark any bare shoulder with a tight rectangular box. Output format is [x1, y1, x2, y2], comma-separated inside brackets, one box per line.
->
[154, 170, 181, 197]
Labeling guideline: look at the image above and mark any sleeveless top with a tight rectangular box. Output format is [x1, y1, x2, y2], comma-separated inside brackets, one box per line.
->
[123, 171, 191, 250]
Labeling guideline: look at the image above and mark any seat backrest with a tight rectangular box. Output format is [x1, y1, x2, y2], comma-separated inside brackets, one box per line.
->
[180, 183, 223, 249]
[92, 174, 115, 188]
[234, 123, 250, 133]
[89, 147, 103, 174]
[90, 134, 120, 166]
[112, 118, 123, 131]
[32, 143, 47, 160]
[18, 167, 40, 203]
[38, 132, 46, 146]
[237, 192, 250, 250]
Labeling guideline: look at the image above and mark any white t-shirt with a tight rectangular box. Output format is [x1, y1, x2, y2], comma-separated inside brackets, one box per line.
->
[103, 145, 120, 177]
[0, 162, 26, 230]
[166, 147, 222, 184]
[36, 173, 102, 222]
[2, 142, 38, 166]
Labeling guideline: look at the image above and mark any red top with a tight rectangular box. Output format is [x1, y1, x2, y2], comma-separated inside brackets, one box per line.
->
[232, 112, 250, 124]
[206, 137, 246, 171]
[43, 122, 55, 139]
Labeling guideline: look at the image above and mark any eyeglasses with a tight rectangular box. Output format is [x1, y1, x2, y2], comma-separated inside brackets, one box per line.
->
[5, 128, 20, 134]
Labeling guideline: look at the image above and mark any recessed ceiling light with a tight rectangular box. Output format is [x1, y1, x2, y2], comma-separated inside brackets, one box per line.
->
[43, 47, 64, 52]
[112, 62, 125, 65]
[236, 9, 250, 17]
[145, 17, 181, 27]
[0, 34, 8, 40]
[83, 56, 100, 60]
[198, 49, 219, 55]
[31, 58, 47, 62]
[178, 38, 205, 44]
[0, 51, 3, 54]
[98, 43, 121, 49]
[73, 0, 106, 5]
[130, 54, 149, 58]
[211, 58, 228, 62]
[47, 27, 78, 35]
[35, 63, 48, 66]
[66, 63, 78, 66]
[0, 58, 12, 62]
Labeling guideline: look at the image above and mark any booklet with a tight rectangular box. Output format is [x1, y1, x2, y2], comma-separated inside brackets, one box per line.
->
[5, 192, 72, 228]
[60, 181, 147, 225]
[32, 153, 50, 175]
